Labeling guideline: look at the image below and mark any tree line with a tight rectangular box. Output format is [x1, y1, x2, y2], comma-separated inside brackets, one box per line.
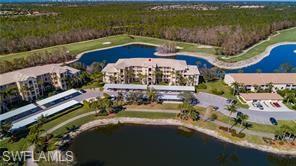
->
[1, 3, 296, 55]
[0, 47, 75, 74]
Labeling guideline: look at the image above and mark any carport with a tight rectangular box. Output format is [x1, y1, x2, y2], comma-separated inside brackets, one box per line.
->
[239, 93, 287, 111]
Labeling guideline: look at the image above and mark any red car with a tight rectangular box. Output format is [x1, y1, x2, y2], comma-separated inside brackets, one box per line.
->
[273, 102, 281, 108]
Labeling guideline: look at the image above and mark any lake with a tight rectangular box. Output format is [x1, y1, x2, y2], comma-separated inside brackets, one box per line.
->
[70, 124, 296, 166]
[78, 44, 296, 73]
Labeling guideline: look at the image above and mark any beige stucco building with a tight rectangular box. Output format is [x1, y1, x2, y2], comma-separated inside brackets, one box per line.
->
[102, 58, 200, 86]
[224, 73, 296, 92]
[0, 64, 80, 104]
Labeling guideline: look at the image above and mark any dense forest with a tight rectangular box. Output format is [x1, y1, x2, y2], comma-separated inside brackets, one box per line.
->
[1, 3, 296, 55]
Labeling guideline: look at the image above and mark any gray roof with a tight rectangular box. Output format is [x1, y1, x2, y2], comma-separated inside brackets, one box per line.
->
[11, 100, 80, 130]
[104, 84, 195, 92]
[150, 85, 195, 92]
[159, 94, 183, 100]
[0, 104, 37, 122]
[36, 89, 80, 106]
[104, 84, 148, 90]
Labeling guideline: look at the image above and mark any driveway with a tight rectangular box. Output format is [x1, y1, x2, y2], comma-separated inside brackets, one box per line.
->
[195, 92, 296, 124]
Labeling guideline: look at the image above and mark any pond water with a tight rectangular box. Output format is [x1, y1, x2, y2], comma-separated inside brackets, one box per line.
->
[70, 124, 296, 166]
[78, 44, 296, 73]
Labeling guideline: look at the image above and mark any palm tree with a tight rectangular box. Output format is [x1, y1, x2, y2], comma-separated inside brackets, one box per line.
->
[231, 82, 240, 95]
[225, 104, 237, 132]
[238, 114, 249, 128]
[28, 116, 46, 144]
[230, 117, 241, 130]
[278, 125, 291, 142]
[177, 102, 200, 121]
[137, 73, 144, 84]
[253, 84, 261, 92]
[0, 121, 12, 137]
[37, 115, 47, 126]
[285, 92, 296, 104]
[267, 82, 274, 93]
[239, 122, 252, 134]
[147, 88, 157, 103]
[125, 68, 135, 83]
[154, 66, 163, 84]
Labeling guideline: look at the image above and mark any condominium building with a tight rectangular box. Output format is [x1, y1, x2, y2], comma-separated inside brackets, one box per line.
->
[224, 73, 296, 91]
[102, 58, 200, 86]
[0, 64, 80, 104]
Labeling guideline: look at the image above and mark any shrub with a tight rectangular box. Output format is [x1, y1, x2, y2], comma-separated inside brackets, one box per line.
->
[210, 113, 218, 121]
[196, 83, 207, 89]
[218, 126, 235, 133]
[211, 88, 224, 95]
[231, 131, 246, 138]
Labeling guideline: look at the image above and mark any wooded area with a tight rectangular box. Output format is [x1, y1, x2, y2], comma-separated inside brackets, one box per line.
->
[1, 3, 296, 55]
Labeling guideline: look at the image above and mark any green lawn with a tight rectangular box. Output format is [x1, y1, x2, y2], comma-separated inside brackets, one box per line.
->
[220, 27, 296, 62]
[1, 102, 295, 153]
[126, 103, 181, 110]
[0, 34, 215, 62]
[197, 80, 249, 108]
[0, 107, 177, 152]
[1, 28, 295, 64]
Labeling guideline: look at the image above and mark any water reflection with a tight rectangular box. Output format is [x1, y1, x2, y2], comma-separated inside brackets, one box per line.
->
[70, 125, 296, 166]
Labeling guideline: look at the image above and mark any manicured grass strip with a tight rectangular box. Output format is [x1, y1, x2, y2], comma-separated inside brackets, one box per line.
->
[126, 103, 181, 110]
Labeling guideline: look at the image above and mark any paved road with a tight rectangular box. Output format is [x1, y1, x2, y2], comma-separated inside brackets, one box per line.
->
[196, 92, 296, 124]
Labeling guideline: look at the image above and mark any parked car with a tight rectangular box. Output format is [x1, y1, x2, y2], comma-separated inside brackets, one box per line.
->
[258, 105, 264, 110]
[236, 111, 243, 117]
[252, 102, 264, 110]
[190, 98, 199, 105]
[269, 117, 278, 125]
[210, 106, 219, 110]
[80, 89, 87, 93]
[273, 102, 281, 108]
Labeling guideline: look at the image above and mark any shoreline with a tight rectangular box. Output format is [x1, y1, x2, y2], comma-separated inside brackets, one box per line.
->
[69, 117, 296, 156]
[178, 42, 296, 70]
[70, 41, 296, 70]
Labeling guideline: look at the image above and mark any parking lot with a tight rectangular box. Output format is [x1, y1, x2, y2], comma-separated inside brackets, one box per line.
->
[248, 101, 292, 112]
[195, 92, 296, 124]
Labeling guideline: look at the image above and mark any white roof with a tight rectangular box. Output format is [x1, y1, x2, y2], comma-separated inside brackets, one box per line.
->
[36, 89, 80, 106]
[0, 104, 37, 122]
[104, 84, 148, 90]
[11, 100, 80, 129]
[150, 85, 195, 92]
[0, 64, 80, 86]
[159, 94, 183, 100]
